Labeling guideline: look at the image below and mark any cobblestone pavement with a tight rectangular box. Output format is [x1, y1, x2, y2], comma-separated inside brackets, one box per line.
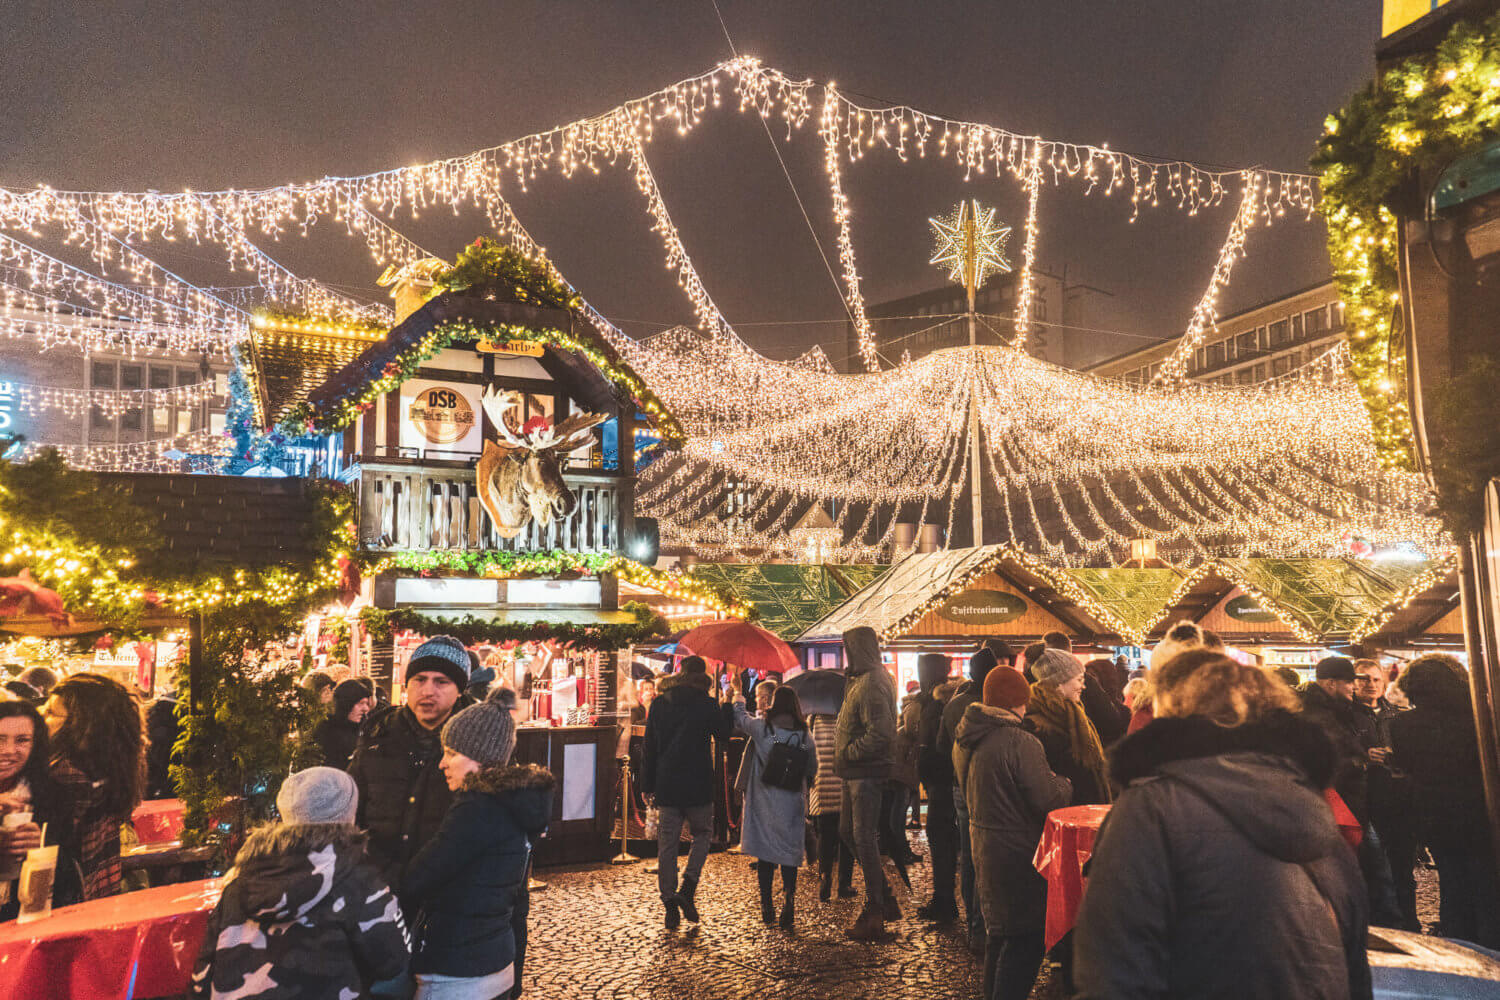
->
[526, 835, 1042, 1000]
[525, 835, 1445, 999]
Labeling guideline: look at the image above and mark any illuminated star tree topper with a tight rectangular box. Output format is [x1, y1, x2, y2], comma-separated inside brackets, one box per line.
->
[929, 199, 1012, 291]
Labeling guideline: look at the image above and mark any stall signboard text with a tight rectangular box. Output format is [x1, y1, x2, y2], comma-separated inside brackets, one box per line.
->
[937, 590, 1028, 625]
[1224, 595, 1281, 623]
[401, 379, 482, 454]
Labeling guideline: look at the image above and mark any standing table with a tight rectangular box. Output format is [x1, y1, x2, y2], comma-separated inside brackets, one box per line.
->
[0, 878, 220, 998]
[1032, 804, 1111, 950]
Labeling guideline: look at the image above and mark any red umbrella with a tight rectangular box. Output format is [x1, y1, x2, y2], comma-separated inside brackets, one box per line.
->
[677, 620, 799, 675]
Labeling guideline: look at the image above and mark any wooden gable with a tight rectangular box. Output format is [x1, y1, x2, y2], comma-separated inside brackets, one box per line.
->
[904, 571, 1075, 639]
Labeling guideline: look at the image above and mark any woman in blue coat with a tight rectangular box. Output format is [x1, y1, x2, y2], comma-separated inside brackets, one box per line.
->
[404, 688, 555, 1000]
[732, 684, 817, 929]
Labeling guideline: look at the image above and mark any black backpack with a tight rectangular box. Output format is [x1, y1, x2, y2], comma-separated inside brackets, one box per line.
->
[760, 730, 811, 792]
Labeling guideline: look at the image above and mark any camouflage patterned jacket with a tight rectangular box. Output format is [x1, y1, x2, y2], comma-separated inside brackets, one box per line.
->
[191, 823, 409, 1000]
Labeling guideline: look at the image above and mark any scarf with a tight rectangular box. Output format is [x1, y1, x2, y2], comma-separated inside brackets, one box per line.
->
[1027, 681, 1111, 803]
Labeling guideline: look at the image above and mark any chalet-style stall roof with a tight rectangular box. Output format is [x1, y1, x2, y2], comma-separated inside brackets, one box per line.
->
[0, 474, 323, 637]
[796, 547, 1461, 652]
[796, 546, 1147, 648]
[1148, 555, 1459, 646]
[683, 563, 888, 640]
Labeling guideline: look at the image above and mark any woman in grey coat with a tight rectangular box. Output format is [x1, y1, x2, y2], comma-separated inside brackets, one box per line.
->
[733, 685, 818, 929]
[954, 666, 1071, 1000]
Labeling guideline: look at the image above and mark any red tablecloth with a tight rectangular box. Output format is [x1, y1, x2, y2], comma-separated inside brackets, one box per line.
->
[1033, 804, 1111, 950]
[0, 878, 219, 999]
[131, 799, 186, 846]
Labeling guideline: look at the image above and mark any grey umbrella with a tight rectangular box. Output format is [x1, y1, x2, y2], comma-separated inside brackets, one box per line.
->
[785, 668, 846, 718]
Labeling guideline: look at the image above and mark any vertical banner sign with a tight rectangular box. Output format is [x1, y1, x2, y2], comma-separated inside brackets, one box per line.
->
[0, 382, 13, 431]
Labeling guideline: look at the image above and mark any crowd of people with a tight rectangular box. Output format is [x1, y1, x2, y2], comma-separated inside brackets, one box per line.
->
[0, 620, 1495, 1000]
[632, 624, 1500, 1000]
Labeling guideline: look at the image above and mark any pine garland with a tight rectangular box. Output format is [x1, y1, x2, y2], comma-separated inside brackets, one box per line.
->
[359, 599, 670, 651]
[1312, 10, 1500, 471]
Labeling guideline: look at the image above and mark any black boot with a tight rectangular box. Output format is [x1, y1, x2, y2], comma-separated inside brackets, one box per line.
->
[819, 871, 832, 902]
[779, 865, 797, 930]
[678, 873, 701, 924]
[757, 864, 776, 924]
[664, 897, 681, 930]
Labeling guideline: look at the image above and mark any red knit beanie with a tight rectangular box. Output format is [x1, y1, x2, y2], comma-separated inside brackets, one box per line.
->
[983, 665, 1031, 710]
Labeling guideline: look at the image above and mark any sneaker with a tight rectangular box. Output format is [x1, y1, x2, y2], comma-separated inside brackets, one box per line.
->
[664, 900, 681, 930]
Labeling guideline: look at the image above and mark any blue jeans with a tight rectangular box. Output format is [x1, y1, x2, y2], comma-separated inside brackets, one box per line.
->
[954, 781, 984, 940]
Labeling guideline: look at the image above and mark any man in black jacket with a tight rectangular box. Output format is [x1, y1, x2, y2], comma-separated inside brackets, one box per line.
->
[1301, 655, 1401, 927]
[914, 652, 959, 923]
[939, 640, 1011, 952]
[641, 655, 732, 930]
[349, 636, 472, 895]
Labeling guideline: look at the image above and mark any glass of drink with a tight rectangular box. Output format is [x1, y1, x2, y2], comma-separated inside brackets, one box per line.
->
[16, 844, 57, 924]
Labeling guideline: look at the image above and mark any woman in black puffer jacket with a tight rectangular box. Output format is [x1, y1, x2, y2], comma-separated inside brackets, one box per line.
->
[1075, 650, 1371, 1000]
[404, 689, 555, 1000]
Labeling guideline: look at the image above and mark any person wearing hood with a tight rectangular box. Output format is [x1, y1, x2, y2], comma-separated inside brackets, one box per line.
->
[1026, 649, 1110, 806]
[314, 679, 375, 771]
[641, 655, 733, 930]
[835, 626, 900, 940]
[913, 652, 960, 923]
[955, 666, 1071, 1000]
[1074, 650, 1371, 1000]
[940, 642, 1009, 952]
[402, 688, 552, 1000]
[191, 766, 410, 999]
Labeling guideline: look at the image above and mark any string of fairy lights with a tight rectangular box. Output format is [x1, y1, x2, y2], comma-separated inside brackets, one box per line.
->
[0, 57, 1440, 566]
[629, 333, 1442, 563]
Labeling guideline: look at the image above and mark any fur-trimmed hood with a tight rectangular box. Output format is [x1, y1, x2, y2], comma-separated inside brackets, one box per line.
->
[226, 822, 373, 923]
[459, 762, 555, 835]
[1108, 710, 1340, 864]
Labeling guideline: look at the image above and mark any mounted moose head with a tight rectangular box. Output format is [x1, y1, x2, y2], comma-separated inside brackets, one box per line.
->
[475, 387, 608, 538]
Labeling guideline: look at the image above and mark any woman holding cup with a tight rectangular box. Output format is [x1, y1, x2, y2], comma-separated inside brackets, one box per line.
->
[0, 701, 79, 920]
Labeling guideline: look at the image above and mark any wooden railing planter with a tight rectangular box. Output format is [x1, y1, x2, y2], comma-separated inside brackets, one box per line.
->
[348, 461, 623, 554]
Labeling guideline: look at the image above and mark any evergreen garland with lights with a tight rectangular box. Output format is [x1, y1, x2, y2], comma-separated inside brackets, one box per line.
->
[1312, 10, 1500, 473]
[359, 599, 670, 651]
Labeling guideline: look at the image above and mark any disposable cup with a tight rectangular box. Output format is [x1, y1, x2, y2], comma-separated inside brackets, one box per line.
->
[16, 844, 57, 924]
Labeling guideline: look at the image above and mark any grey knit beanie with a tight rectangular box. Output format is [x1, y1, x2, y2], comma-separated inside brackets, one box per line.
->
[1032, 648, 1084, 688]
[277, 766, 358, 825]
[441, 687, 519, 767]
[407, 635, 472, 689]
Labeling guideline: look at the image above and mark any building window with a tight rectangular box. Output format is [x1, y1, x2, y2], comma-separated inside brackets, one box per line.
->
[1257, 326, 1269, 349]
[1225, 338, 1237, 362]
[1237, 368, 1254, 386]
[90, 362, 114, 430]
[1206, 342, 1225, 367]
[1330, 302, 1345, 329]
[1304, 307, 1328, 336]
[148, 366, 172, 390]
[1034, 297, 1047, 322]
[1269, 320, 1289, 346]
[1237, 331, 1257, 357]
[1290, 313, 1303, 339]
[1272, 356, 1291, 376]
[1253, 363, 1267, 382]
[119, 366, 143, 432]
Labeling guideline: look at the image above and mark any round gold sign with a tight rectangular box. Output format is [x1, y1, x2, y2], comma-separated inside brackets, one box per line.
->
[408, 386, 476, 445]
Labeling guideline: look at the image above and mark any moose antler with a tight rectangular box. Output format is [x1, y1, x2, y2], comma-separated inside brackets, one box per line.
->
[481, 386, 532, 449]
[545, 411, 609, 453]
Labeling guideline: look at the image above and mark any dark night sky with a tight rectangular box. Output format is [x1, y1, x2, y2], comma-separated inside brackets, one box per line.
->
[3, 1, 1384, 365]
